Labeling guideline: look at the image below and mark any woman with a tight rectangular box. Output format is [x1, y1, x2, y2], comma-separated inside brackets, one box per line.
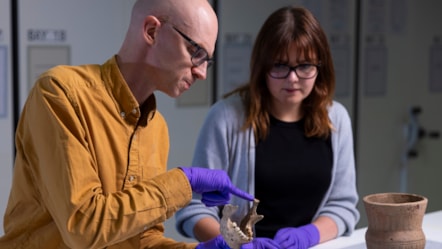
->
[176, 5, 359, 249]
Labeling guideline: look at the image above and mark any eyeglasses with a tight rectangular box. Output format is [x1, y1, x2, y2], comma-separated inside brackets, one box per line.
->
[269, 63, 320, 79]
[172, 26, 214, 68]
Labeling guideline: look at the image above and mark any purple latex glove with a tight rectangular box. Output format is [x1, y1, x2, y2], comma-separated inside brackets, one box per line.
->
[180, 167, 254, 206]
[196, 234, 231, 249]
[241, 238, 281, 249]
[273, 224, 320, 249]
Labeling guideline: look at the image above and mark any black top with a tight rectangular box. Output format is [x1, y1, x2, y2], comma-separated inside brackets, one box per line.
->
[254, 116, 332, 238]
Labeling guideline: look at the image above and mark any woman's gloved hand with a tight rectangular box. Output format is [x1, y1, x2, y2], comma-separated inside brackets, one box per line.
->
[241, 237, 281, 249]
[180, 167, 254, 206]
[273, 224, 320, 249]
[196, 234, 231, 249]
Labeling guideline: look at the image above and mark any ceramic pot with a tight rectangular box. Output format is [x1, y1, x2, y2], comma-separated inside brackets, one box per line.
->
[363, 192, 427, 249]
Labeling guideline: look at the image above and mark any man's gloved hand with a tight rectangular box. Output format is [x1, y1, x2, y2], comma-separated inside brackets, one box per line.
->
[240, 238, 281, 249]
[180, 167, 254, 206]
[196, 234, 231, 249]
[273, 224, 320, 249]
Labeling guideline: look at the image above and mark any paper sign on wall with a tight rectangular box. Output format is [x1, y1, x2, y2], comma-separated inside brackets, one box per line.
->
[0, 46, 7, 117]
[27, 46, 70, 92]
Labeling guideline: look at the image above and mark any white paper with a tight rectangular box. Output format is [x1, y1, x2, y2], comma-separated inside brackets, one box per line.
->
[332, 45, 351, 97]
[365, 0, 387, 34]
[364, 46, 388, 96]
[27, 45, 70, 92]
[389, 0, 408, 35]
[222, 34, 252, 95]
[429, 44, 442, 92]
[0, 46, 7, 117]
[328, 0, 350, 33]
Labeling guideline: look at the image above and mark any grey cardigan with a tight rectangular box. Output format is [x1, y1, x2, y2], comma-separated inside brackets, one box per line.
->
[175, 93, 360, 239]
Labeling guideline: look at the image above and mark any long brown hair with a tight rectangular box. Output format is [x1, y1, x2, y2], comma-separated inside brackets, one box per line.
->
[224, 6, 335, 142]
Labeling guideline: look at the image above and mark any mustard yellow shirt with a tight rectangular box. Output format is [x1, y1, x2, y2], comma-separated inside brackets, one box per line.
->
[0, 56, 197, 249]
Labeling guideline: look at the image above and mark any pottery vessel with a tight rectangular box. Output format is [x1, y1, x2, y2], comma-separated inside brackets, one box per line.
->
[363, 192, 427, 249]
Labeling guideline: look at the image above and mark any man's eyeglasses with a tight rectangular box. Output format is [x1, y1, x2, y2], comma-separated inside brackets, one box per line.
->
[269, 63, 320, 79]
[172, 26, 214, 68]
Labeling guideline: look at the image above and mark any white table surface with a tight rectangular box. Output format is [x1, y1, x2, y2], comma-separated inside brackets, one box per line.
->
[312, 210, 442, 249]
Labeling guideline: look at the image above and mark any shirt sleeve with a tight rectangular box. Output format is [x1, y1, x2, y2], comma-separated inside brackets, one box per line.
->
[140, 223, 198, 249]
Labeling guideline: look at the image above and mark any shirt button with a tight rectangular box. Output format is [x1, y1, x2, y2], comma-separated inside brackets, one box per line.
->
[132, 108, 137, 114]
[129, 175, 136, 182]
[120, 111, 126, 118]
[143, 226, 148, 231]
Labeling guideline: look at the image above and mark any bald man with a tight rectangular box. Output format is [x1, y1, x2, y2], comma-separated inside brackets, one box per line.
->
[0, 0, 256, 248]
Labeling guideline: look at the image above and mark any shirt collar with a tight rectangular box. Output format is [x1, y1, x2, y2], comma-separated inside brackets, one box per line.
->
[101, 55, 156, 126]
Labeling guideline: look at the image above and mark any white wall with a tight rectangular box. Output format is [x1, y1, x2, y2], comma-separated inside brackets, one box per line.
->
[0, 0, 13, 236]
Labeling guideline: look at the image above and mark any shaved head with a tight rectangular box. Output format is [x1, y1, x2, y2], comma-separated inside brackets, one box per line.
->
[117, 0, 218, 103]
[131, 0, 217, 29]
[130, 0, 218, 52]
[122, 0, 218, 56]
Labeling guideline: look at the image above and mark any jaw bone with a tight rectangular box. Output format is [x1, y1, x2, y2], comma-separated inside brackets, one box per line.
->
[220, 199, 264, 249]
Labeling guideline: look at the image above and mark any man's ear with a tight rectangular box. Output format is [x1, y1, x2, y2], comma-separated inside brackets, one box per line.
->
[144, 15, 161, 44]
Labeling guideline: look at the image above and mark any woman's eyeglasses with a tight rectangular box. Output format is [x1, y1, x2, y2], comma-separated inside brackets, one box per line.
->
[269, 63, 320, 79]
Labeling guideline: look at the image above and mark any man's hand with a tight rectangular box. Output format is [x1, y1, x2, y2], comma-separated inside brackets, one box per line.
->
[181, 167, 254, 206]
